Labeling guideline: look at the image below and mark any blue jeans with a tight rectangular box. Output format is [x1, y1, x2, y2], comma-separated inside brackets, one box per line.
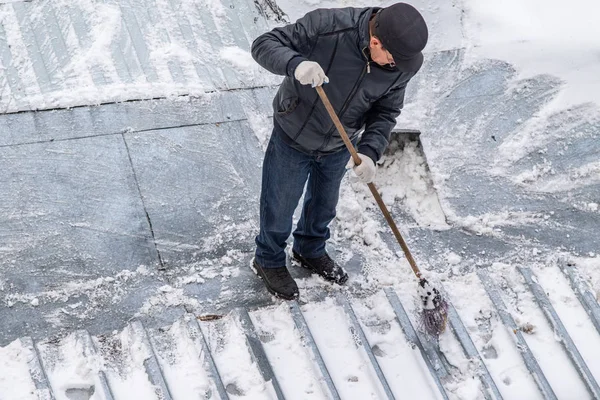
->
[255, 123, 351, 268]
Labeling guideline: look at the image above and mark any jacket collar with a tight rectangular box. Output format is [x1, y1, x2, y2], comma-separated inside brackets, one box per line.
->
[358, 7, 397, 71]
[358, 7, 382, 52]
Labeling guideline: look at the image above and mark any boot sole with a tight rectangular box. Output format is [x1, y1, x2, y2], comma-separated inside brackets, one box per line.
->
[252, 261, 299, 301]
[291, 252, 349, 285]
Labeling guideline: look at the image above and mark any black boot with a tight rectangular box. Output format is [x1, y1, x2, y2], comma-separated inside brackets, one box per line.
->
[252, 259, 299, 300]
[292, 250, 348, 285]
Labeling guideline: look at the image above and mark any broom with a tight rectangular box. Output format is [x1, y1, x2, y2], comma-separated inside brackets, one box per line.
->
[316, 86, 448, 336]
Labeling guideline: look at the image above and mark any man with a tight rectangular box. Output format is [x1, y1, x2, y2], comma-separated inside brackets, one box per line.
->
[250, 3, 428, 299]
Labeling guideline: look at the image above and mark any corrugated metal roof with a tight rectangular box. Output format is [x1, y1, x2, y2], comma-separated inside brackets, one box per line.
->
[2, 0, 600, 398]
[0, 0, 280, 113]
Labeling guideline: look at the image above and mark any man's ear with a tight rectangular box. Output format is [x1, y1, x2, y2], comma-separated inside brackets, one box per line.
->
[370, 36, 382, 48]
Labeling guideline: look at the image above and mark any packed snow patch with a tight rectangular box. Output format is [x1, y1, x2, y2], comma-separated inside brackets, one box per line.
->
[0, 340, 37, 400]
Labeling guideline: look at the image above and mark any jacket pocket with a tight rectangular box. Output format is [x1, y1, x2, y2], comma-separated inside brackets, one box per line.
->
[277, 96, 299, 116]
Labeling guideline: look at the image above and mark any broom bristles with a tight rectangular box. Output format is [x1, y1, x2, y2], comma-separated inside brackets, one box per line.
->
[417, 278, 449, 336]
[419, 299, 448, 336]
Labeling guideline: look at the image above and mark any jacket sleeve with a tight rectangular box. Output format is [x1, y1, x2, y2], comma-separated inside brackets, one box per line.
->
[251, 10, 323, 78]
[357, 74, 414, 163]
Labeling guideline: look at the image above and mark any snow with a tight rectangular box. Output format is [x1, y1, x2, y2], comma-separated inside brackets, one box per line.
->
[517, 160, 600, 193]
[2, 0, 600, 398]
[96, 326, 160, 400]
[150, 320, 212, 400]
[505, 273, 590, 400]
[37, 333, 106, 400]
[0, 340, 37, 400]
[4, 265, 152, 313]
[251, 304, 327, 398]
[219, 46, 267, 80]
[300, 297, 388, 399]
[533, 264, 600, 382]
[462, 0, 600, 110]
[350, 292, 444, 399]
[450, 211, 545, 237]
[204, 314, 273, 398]
[570, 255, 600, 301]
[377, 139, 449, 229]
[445, 274, 544, 400]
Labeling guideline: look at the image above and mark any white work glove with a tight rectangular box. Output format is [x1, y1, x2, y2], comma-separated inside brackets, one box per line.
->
[294, 61, 329, 87]
[346, 153, 376, 183]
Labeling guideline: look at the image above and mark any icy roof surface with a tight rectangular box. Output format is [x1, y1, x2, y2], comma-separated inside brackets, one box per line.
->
[0, 0, 280, 112]
[1, 0, 600, 398]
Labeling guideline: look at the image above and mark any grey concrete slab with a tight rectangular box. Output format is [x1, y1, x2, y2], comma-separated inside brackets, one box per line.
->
[0, 279, 185, 347]
[121, 118, 280, 312]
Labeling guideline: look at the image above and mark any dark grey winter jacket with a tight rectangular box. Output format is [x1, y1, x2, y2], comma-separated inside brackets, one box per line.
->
[251, 7, 418, 162]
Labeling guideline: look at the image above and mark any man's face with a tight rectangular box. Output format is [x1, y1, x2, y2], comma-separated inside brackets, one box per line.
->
[369, 36, 396, 67]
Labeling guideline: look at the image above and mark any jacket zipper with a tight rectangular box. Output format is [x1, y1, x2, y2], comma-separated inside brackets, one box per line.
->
[363, 46, 371, 74]
[319, 48, 371, 148]
[337, 46, 371, 119]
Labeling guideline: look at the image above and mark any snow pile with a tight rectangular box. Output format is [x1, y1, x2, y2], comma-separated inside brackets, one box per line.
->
[378, 138, 448, 229]
[462, 0, 600, 110]
[0, 340, 37, 399]
[38, 333, 106, 400]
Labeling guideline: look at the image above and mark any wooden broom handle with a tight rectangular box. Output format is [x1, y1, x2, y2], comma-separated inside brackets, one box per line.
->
[316, 86, 422, 279]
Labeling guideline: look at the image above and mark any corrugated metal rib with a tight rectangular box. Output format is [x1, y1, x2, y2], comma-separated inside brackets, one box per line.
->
[6, 283, 600, 399]
[163, 0, 218, 88]
[75, 330, 115, 400]
[337, 293, 396, 399]
[288, 301, 341, 400]
[519, 266, 600, 399]
[237, 308, 286, 399]
[11, 3, 55, 93]
[559, 261, 600, 337]
[119, 0, 159, 82]
[0, 24, 25, 111]
[477, 269, 558, 400]
[384, 287, 450, 400]
[0, 0, 274, 112]
[185, 315, 229, 400]
[129, 320, 174, 400]
[445, 300, 504, 400]
[42, 3, 71, 77]
[150, 0, 187, 84]
[21, 336, 55, 400]
[65, 4, 110, 86]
